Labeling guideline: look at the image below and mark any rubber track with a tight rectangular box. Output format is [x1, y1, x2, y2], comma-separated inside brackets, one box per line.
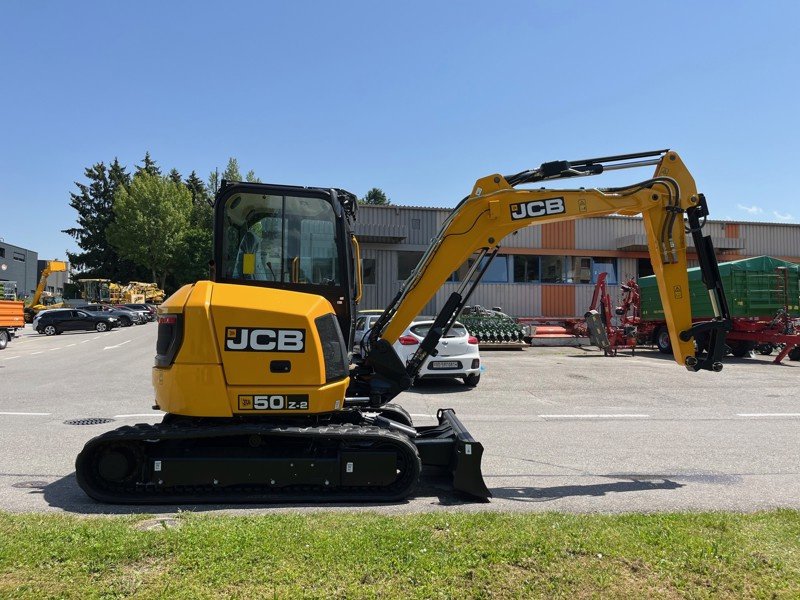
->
[76, 421, 421, 504]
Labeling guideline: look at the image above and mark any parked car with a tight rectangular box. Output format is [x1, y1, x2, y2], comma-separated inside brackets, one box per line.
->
[35, 308, 119, 335]
[80, 304, 141, 327]
[31, 308, 58, 331]
[120, 303, 156, 322]
[393, 319, 481, 387]
[352, 310, 384, 357]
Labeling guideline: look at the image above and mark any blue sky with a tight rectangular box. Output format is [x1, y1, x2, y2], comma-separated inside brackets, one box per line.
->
[1, 1, 798, 260]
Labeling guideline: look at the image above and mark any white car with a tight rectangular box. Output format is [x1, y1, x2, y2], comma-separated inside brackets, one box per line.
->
[352, 310, 384, 358]
[394, 320, 481, 387]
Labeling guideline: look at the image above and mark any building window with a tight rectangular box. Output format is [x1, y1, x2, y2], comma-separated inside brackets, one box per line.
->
[411, 218, 421, 230]
[541, 256, 565, 283]
[12, 252, 25, 262]
[481, 256, 508, 283]
[362, 258, 376, 285]
[0, 248, 5, 258]
[397, 251, 424, 280]
[637, 258, 654, 278]
[513, 255, 540, 282]
[592, 258, 617, 284]
[567, 257, 592, 283]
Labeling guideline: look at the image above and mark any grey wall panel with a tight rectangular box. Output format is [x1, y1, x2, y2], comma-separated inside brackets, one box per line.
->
[575, 217, 643, 250]
[432, 283, 541, 318]
[617, 258, 638, 281]
[739, 223, 800, 258]
[499, 224, 542, 248]
[574, 283, 621, 317]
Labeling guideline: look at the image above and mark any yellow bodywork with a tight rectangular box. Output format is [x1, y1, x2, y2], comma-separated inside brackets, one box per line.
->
[153, 281, 349, 417]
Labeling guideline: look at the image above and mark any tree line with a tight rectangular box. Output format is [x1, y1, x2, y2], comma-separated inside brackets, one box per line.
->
[64, 153, 390, 293]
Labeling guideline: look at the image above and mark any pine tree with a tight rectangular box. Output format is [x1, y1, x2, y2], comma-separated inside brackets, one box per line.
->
[245, 169, 261, 183]
[63, 159, 143, 281]
[185, 171, 209, 205]
[135, 151, 161, 177]
[168, 168, 183, 185]
[207, 169, 220, 195]
[222, 157, 242, 182]
[359, 187, 391, 205]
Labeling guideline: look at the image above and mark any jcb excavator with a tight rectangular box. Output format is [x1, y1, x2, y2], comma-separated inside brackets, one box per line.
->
[76, 149, 731, 503]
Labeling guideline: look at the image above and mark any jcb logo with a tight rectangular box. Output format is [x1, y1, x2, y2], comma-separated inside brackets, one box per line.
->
[510, 197, 565, 221]
[225, 327, 305, 352]
[238, 394, 310, 411]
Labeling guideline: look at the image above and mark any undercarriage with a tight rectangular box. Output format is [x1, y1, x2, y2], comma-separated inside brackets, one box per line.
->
[75, 407, 490, 504]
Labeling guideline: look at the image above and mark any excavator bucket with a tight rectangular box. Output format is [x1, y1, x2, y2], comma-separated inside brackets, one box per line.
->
[414, 408, 491, 501]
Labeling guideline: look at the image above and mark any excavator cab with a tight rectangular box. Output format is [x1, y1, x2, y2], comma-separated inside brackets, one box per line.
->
[213, 181, 360, 347]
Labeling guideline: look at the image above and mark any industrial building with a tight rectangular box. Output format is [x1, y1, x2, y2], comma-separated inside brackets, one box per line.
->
[0, 240, 38, 298]
[0, 240, 70, 300]
[354, 204, 800, 318]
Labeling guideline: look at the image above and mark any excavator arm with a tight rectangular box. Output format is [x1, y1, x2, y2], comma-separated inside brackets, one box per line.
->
[357, 150, 731, 405]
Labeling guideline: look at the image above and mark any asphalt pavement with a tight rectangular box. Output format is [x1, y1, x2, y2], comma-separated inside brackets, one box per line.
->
[1, 322, 798, 515]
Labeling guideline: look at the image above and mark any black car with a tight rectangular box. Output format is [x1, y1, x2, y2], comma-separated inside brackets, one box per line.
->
[80, 303, 141, 326]
[35, 308, 120, 335]
[120, 303, 156, 322]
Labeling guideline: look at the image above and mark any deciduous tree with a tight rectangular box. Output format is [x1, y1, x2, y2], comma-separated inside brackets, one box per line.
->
[107, 173, 192, 289]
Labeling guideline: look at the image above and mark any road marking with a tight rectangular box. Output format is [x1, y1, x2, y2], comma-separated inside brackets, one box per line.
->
[539, 414, 650, 419]
[737, 413, 800, 417]
[0, 412, 51, 416]
[103, 340, 132, 350]
[410, 413, 436, 418]
[114, 413, 165, 418]
[66, 343, 76, 347]
[81, 340, 91, 344]
[49, 347, 62, 351]
[30, 351, 43, 355]
[2, 355, 20, 360]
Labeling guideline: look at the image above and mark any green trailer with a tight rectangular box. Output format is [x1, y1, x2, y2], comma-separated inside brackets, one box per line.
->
[639, 256, 800, 320]
[638, 256, 800, 362]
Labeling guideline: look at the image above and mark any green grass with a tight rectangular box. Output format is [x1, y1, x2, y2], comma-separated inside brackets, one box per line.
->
[1, 511, 800, 599]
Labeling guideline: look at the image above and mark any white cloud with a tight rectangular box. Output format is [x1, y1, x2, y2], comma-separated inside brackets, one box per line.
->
[736, 203, 763, 215]
[773, 210, 793, 221]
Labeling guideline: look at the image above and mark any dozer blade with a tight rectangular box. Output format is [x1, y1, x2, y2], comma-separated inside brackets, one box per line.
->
[414, 408, 491, 501]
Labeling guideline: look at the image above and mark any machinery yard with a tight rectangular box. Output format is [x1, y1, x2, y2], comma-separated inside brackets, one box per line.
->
[2, 323, 798, 516]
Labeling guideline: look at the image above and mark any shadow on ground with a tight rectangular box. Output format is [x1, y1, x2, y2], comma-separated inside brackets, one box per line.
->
[405, 378, 474, 395]
[33, 472, 687, 513]
[490, 476, 685, 503]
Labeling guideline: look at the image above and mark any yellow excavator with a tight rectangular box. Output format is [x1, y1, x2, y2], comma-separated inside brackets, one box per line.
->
[76, 150, 731, 503]
[23, 260, 68, 323]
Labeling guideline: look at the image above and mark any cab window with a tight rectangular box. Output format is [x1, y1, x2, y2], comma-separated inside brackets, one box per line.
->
[222, 193, 340, 286]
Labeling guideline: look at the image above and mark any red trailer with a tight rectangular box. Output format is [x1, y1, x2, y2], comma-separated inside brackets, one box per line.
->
[581, 257, 800, 363]
[642, 310, 800, 364]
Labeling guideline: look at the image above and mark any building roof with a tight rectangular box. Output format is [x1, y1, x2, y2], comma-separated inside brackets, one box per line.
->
[358, 203, 800, 228]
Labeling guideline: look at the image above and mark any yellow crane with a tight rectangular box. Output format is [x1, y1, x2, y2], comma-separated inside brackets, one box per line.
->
[23, 260, 68, 323]
[76, 150, 731, 503]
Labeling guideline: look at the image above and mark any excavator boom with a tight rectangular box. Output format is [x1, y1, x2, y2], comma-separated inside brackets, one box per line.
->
[356, 150, 730, 409]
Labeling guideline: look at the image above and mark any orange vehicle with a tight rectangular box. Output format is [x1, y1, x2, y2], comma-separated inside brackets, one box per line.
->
[0, 297, 24, 350]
